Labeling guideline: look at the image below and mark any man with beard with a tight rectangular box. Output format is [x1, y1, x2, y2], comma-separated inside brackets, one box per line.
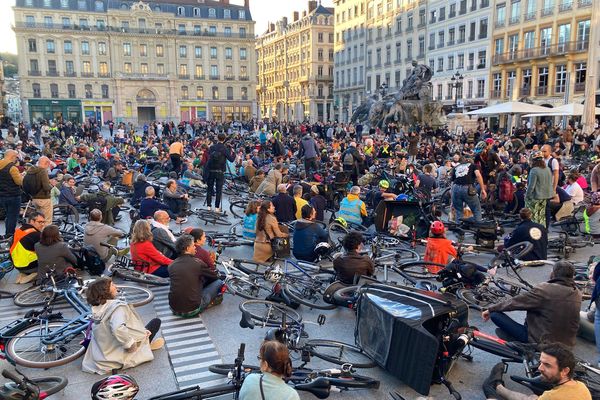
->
[482, 343, 591, 399]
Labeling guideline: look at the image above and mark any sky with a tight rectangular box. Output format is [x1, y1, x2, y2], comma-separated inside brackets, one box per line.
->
[0, 0, 335, 54]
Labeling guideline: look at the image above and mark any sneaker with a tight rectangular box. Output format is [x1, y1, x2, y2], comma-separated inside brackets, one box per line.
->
[482, 362, 505, 399]
[215, 208, 221, 213]
[17, 272, 38, 284]
[207, 206, 213, 212]
[150, 337, 165, 351]
[205, 295, 224, 311]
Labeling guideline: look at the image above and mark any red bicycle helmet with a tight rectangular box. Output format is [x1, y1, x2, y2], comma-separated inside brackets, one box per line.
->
[430, 221, 445, 235]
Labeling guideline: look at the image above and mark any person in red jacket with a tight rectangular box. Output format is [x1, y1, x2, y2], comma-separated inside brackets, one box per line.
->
[130, 220, 173, 277]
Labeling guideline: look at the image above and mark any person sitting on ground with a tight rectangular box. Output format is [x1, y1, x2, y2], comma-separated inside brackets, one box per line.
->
[249, 169, 265, 193]
[162, 179, 189, 222]
[132, 174, 153, 205]
[253, 200, 289, 263]
[585, 192, 600, 238]
[168, 234, 223, 317]
[309, 185, 326, 222]
[256, 163, 284, 196]
[481, 261, 581, 347]
[139, 186, 184, 223]
[333, 232, 374, 285]
[130, 219, 172, 278]
[415, 164, 438, 196]
[292, 205, 328, 262]
[80, 181, 124, 226]
[82, 277, 164, 374]
[242, 201, 260, 240]
[271, 183, 296, 223]
[11, 212, 45, 284]
[186, 227, 216, 271]
[338, 186, 367, 226]
[548, 186, 573, 222]
[58, 174, 80, 207]
[563, 172, 584, 205]
[84, 209, 125, 262]
[181, 161, 206, 188]
[505, 208, 548, 261]
[293, 185, 308, 220]
[34, 224, 78, 278]
[371, 180, 397, 208]
[482, 342, 591, 400]
[239, 340, 300, 400]
[243, 159, 257, 182]
[424, 221, 458, 273]
[151, 210, 177, 259]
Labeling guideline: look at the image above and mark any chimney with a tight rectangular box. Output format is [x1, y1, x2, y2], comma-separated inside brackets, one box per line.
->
[308, 0, 317, 12]
[282, 16, 288, 27]
[269, 23, 275, 32]
[293, 11, 299, 22]
[244, 0, 250, 8]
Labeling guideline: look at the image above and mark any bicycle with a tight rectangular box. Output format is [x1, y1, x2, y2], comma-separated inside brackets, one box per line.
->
[0, 369, 67, 400]
[238, 299, 377, 369]
[190, 208, 230, 226]
[100, 242, 170, 286]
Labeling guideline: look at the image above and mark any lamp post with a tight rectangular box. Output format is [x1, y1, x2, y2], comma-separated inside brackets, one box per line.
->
[450, 71, 464, 113]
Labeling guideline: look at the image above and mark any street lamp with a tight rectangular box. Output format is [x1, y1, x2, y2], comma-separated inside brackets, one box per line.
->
[450, 71, 464, 112]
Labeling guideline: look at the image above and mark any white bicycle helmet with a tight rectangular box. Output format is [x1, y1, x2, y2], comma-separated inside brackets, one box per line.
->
[91, 375, 140, 400]
[314, 242, 332, 257]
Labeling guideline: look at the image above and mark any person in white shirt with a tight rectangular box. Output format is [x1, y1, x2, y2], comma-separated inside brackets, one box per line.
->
[564, 173, 584, 205]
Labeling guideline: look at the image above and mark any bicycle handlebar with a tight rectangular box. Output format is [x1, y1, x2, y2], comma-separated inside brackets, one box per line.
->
[2, 369, 22, 383]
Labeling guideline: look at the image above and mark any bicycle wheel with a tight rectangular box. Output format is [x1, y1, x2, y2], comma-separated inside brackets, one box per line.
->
[375, 248, 421, 264]
[113, 268, 170, 286]
[239, 300, 302, 325]
[396, 261, 446, 279]
[328, 221, 349, 247]
[208, 363, 261, 376]
[282, 276, 336, 310]
[14, 286, 56, 307]
[232, 259, 272, 276]
[115, 285, 154, 307]
[456, 287, 505, 311]
[6, 321, 86, 368]
[11, 375, 69, 395]
[306, 339, 377, 368]
[229, 200, 248, 219]
[290, 368, 380, 389]
[226, 276, 272, 300]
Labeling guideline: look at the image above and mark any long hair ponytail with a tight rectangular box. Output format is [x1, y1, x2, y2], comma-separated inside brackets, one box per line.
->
[256, 200, 273, 233]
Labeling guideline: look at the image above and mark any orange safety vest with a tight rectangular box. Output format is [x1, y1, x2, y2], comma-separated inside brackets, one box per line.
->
[10, 227, 38, 269]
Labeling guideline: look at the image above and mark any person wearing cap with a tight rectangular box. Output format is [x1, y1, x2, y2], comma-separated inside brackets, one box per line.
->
[525, 151, 554, 227]
[338, 186, 367, 226]
[309, 185, 326, 222]
[371, 180, 397, 208]
[474, 139, 503, 185]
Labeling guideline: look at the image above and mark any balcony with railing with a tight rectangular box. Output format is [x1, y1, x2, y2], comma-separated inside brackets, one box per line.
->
[575, 82, 586, 92]
[520, 86, 531, 96]
[449, 12, 456, 18]
[559, 1, 573, 12]
[178, 74, 190, 79]
[536, 86, 548, 95]
[224, 75, 236, 81]
[438, 42, 445, 49]
[98, 73, 111, 78]
[417, 22, 426, 29]
[209, 74, 220, 80]
[541, 6, 554, 16]
[457, 37, 466, 44]
[509, 16, 520, 25]
[578, 0, 592, 7]
[240, 76, 250, 81]
[47, 70, 59, 77]
[63, 71, 76, 77]
[495, 21, 505, 29]
[525, 11, 537, 20]
[554, 85, 567, 95]
[492, 41, 589, 65]
[195, 74, 205, 80]
[29, 70, 41, 76]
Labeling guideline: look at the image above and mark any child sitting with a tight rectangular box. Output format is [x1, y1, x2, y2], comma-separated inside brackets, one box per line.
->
[423, 221, 457, 273]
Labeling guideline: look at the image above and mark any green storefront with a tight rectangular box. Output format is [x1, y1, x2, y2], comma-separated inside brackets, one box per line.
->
[28, 99, 82, 123]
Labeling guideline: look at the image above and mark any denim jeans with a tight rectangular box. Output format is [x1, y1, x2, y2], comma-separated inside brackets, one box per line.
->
[595, 303, 600, 363]
[0, 195, 23, 237]
[490, 311, 529, 343]
[451, 184, 482, 222]
[200, 279, 224, 308]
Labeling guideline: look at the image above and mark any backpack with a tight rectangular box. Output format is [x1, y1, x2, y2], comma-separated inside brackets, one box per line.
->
[22, 173, 42, 196]
[207, 146, 227, 171]
[498, 176, 515, 202]
[86, 194, 108, 213]
[343, 151, 355, 166]
[78, 245, 105, 275]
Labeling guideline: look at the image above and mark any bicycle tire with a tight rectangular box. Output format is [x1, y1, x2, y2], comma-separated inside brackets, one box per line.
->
[208, 363, 261, 376]
[6, 321, 87, 368]
[456, 287, 505, 311]
[114, 285, 154, 307]
[282, 277, 336, 310]
[289, 368, 380, 389]
[113, 268, 170, 286]
[328, 221, 349, 247]
[226, 276, 272, 300]
[239, 300, 302, 325]
[331, 285, 360, 307]
[5, 375, 69, 395]
[229, 200, 248, 219]
[306, 339, 377, 368]
[14, 286, 57, 307]
[396, 261, 446, 279]
[232, 259, 273, 276]
[0, 290, 15, 299]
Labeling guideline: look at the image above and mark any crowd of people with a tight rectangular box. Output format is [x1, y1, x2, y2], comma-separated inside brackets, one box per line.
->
[1, 115, 600, 399]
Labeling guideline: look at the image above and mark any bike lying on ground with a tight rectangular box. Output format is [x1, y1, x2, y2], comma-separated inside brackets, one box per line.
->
[0, 369, 67, 400]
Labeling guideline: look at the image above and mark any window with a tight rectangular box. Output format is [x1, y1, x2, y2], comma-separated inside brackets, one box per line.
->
[32, 83, 41, 98]
[524, 31, 535, 50]
[196, 86, 204, 99]
[140, 63, 148, 74]
[28, 39, 37, 52]
[67, 84, 76, 98]
[181, 86, 189, 99]
[479, 18, 488, 38]
[47, 60, 57, 75]
[459, 25, 466, 42]
[208, 8, 216, 18]
[179, 64, 188, 76]
[60, 0, 69, 8]
[179, 45, 187, 58]
[62, 17, 70, 28]
[478, 50, 486, 68]
[101, 84, 109, 98]
[25, 15, 35, 27]
[194, 46, 202, 59]
[209, 26, 216, 35]
[193, 7, 201, 17]
[495, 38, 504, 55]
[240, 66, 247, 78]
[121, 21, 129, 31]
[440, 7, 446, 20]
[65, 60, 74, 74]
[577, 20, 590, 47]
[467, 80, 473, 98]
[418, 37, 425, 55]
[98, 42, 106, 55]
[558, 23, 570, 51]
[526, 0, 536, 18]
[99, 62, 108, 75]
[510, 0, 521, 23]
[538, 66, 549, 87]
[177, 6, 185, 16]
[46, 40, 55, 53]
[241, 87, 248, 100]
[140, 44, 147, 57]
[448, 55, 455, 70]
[195, 65, 203, 78]
[450, 3, 457, 16]
[226, 86, 233, 100]
[123, 43, 131, 56]
[438, 31, 445, 47]
[555, 64, 567, 93]
[224, 9, 231, 19]
[575, 63, 586, 89]
[210, 65, 218, 78]
[79, 18, 88, 28]
[210, 47, 217, 59]
[406, 39, 412, 58]
[95, 1, 103, 11]
[85, 84, 93, 99]
[212, 86, 219, 100]
[239, 27, 246, 37]
[437, 84, 443, 100]
[239, 10, 246, 19]
[43, 0, 51, 7]
[157, 64, 164, 75]
[225, 48, 232, 60]
[44, 16, 53, 28]
[496, 4, 506, 25]
[77, 0, 86, 10]
[437, 57, 444, 72]
[508, 34, 519, 54]
[193, 25, 201, 35]
[82, 61, 91, 74]
[124, 62, 132, 73]
[522, 69, 532, 90]
[156, 45, 164, 57]
[475, 79, 484, 97]
[493, 73, 502, 93]
[540, 27, 552, 53]
[29, 59, 38, 73]
[81, 41, 90, 55]
[97, 20, 105, 30]
[224, 27, 232, 37]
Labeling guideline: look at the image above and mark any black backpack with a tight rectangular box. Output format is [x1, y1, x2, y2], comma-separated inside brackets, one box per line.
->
[78, 245, 105, 275]
[22, 173, 42, 196]
[207, 146, 227, 171]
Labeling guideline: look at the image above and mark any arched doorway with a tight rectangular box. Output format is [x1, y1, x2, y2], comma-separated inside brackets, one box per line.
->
[136, 89, 156, 123]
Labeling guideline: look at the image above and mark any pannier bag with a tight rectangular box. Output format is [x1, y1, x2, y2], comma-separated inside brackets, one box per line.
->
[355, 283, 468, 395]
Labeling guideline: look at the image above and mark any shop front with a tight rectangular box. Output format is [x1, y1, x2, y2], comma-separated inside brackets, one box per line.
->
[83, 101, 114, 125]
[28, 99, 82, 123]
[179, 101, 208, 122]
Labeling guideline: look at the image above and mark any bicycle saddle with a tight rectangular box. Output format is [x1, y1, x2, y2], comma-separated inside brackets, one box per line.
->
[238, 311, 255, 330]
[510, 375, 553, 395]
[294, 377, 331, 399]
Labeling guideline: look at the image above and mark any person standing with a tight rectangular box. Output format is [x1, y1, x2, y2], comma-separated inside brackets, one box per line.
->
[0, 150, 23, 238]
[205, 133, 235, 212]
[299, 132, 319, 175]
[450, 156, 487, 222]
[24, 156, 55, 225]
[168, 139, 184, 176]
[525, 151, 554, 227]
